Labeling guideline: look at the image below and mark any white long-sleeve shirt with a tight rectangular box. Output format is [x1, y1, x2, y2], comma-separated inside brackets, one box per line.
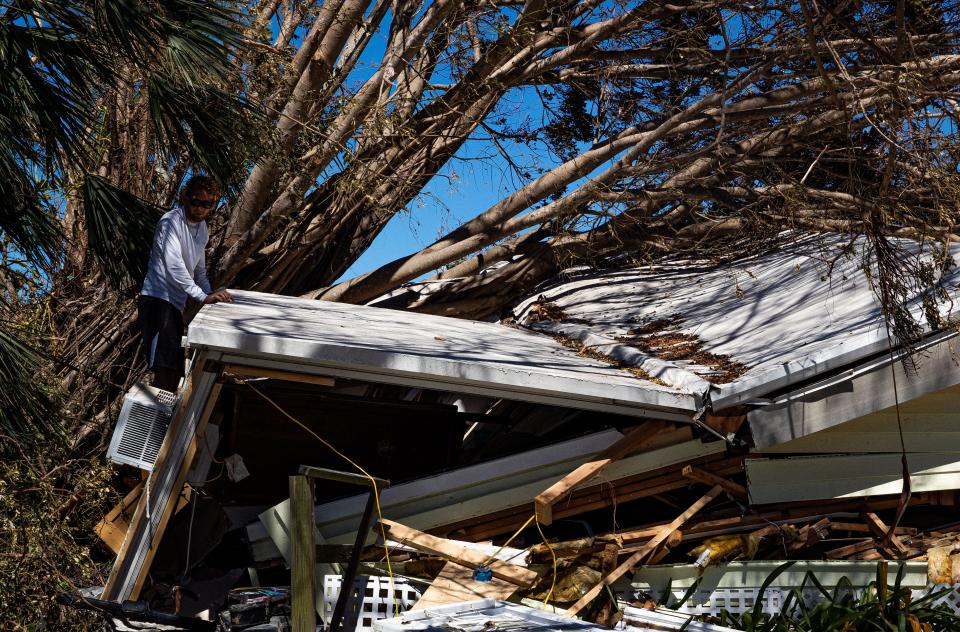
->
[141, 207, 212, 310]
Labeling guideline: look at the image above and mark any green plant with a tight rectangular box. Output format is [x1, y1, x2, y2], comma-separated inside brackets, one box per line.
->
[701, 562, 960, 632]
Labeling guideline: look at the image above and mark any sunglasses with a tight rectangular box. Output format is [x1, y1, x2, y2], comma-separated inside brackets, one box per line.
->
[188, 197, 215, 209]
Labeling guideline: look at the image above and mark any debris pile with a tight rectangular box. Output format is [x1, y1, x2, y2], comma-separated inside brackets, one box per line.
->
[67, 236, 960, 630]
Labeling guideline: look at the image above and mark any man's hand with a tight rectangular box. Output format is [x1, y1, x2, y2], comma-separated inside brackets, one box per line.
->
[204, 289, 233, 304]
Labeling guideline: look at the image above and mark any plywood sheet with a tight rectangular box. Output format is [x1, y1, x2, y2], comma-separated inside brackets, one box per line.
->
[411, 562, 517, 610]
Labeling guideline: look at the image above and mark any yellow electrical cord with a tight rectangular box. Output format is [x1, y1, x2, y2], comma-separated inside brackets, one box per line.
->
[242, 381, 398, 615]
[477, 512, 557, 607]
[534, 514, 556, 606]
[479, 514, 535, 567]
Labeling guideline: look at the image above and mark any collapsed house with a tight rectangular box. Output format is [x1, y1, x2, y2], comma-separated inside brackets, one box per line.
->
[87, 235, 960, 630]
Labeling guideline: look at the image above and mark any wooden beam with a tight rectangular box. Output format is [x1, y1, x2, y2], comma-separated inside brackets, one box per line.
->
[864, 512, 910, 557]
[95, 484, 192, 555]
[535, 423, 690, 524]
[825, 538, 877, 559]
[831, 522, 916, 536]
[299, 465, 388, 488]
[620, 529, 683, 555]
[613, 526, 663, 544]
[225, 364, 336, 387]
[681, 465, 747, 500]
[377, 519, 538, 588]
[290, 476, 317, 632]
[566, 486, 722, 616]
[445, 457, 742, 542]
[411, 561, 517, 610]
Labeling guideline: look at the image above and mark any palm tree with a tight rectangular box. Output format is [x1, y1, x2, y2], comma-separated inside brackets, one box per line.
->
[0, 0, 256, 444]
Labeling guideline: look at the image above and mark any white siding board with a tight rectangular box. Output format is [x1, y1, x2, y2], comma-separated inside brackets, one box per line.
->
[747, 453, 960, 504]
[747, 333, 960, 450]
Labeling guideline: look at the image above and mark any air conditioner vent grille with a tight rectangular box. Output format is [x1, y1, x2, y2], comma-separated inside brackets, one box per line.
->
[107, 384, 178, 471]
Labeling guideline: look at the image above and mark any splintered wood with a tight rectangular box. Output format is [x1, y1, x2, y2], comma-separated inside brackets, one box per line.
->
[566, 486, 723, 616]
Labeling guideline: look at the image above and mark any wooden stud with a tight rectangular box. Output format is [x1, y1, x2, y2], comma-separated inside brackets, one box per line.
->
[445, 457, 744, 542]
[620, 529, 683, 555]
[534, 422, 690, 524]
[290, 475, 317, 632]
[864, 512, 910, 557]
[566, 486, 722, 616]
[224, 364, 336, 387]
[612, 526, 663, 544]
[830, 522, 917, 536]
[825, 538, 877, 559]
[299, 465, 388, 488]
[681, 465, 748, 500]
[377, 519, 538, 588]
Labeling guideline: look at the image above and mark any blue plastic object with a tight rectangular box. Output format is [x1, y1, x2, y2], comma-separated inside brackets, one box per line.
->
[473, 567, 493, 582]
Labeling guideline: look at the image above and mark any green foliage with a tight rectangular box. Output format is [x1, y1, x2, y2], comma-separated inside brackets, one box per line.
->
[1, 0, 255, 291]
[1, 0, 258, 445]
[0, 433, 114, 629]
[695, 562, 960, 632]
[0, 322, 58, 444]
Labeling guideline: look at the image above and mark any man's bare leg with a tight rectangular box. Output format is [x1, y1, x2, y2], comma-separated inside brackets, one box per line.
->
[152, 368, 181, 393]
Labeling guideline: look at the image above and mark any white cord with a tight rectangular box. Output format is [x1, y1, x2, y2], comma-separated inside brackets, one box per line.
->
[182, 491, 198, 582]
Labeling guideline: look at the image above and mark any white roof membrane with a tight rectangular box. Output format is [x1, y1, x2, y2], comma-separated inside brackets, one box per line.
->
[513, 235, 960, 408]
[187, 290, 698, 417]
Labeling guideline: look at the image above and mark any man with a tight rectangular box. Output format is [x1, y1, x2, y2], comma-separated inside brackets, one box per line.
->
[139, 175, 232, 391]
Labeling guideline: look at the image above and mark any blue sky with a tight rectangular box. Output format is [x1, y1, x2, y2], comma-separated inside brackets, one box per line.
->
[270, 4, 554, 283]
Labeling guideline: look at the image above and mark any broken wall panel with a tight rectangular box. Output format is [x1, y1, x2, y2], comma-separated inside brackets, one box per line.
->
[747, 453, 960, 505]
[747, 332, 960, 451]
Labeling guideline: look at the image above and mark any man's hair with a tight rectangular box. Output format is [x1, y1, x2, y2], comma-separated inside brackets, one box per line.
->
[181, 175, 218, 198]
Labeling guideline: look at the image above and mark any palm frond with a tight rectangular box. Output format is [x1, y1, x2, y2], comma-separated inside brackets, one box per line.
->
[0, 157, 61, 269]
[146, 73, 261, 190]
[0, 322, 57, 446]
[82, 174, 165, 290]
[0, 20, 106, 170]
[88, 0, 244, 87]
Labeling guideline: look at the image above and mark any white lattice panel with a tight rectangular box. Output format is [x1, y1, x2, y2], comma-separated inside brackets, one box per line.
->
[323, 575, 422, 632]
[644, 584, 960, 618]
[917, 584, 960, 615]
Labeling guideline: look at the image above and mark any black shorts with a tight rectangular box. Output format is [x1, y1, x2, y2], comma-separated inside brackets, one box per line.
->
[138, 295, 185, 373]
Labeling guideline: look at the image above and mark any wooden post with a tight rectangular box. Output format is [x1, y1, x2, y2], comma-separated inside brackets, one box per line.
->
[290, 475, 317, 632]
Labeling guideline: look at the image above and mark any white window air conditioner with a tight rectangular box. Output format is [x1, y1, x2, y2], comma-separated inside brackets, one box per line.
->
[106, 383, 179, 471]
